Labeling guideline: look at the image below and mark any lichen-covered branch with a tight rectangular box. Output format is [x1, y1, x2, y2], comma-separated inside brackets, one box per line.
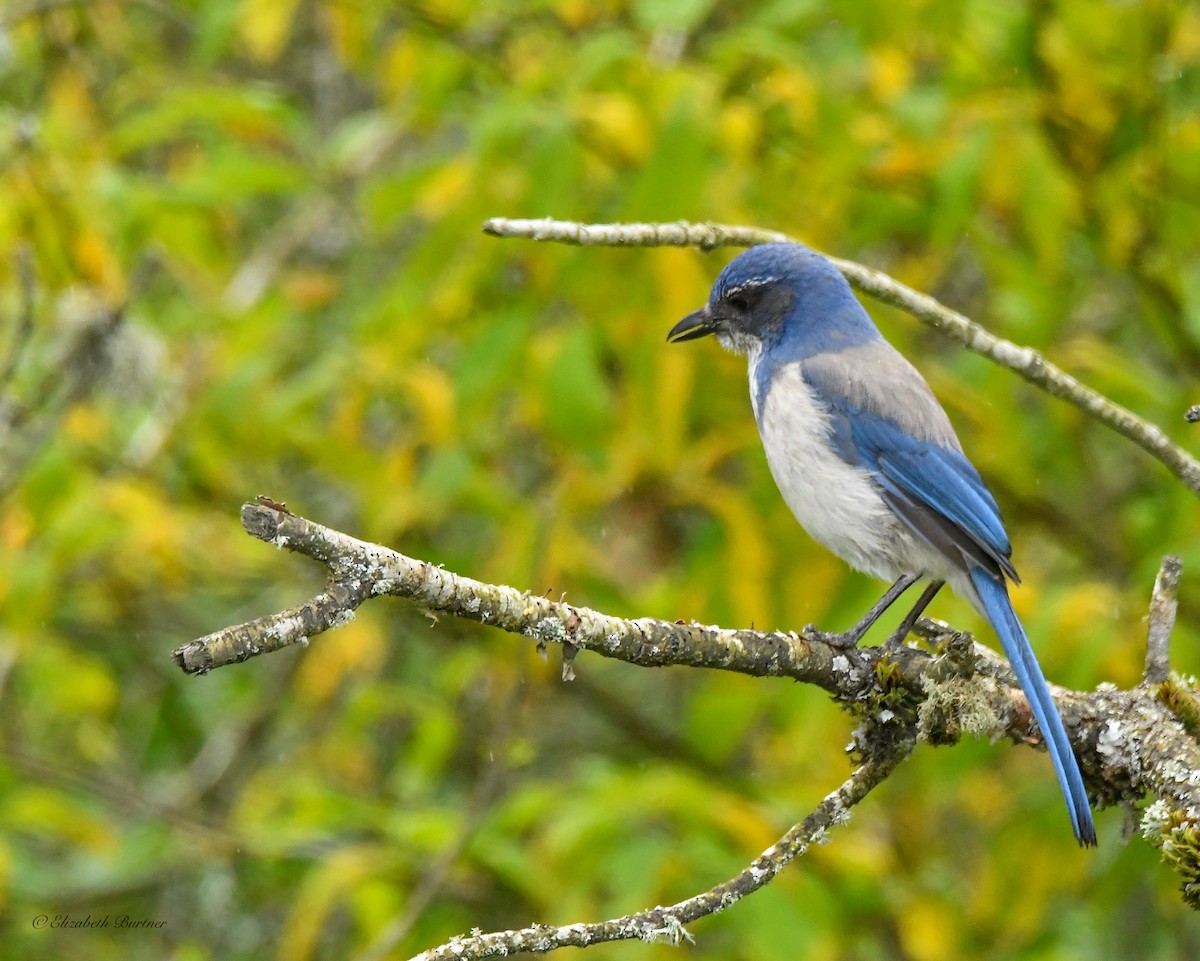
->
[179, 503, 1096, 750]
[409, 750, 908, 961]
[175, 502, 878, 694]
[482, 217, 1200, 497]
[178, 503, 1200, 910]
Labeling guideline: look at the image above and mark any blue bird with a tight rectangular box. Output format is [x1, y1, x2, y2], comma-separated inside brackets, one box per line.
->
[668, 242, 1096, 847]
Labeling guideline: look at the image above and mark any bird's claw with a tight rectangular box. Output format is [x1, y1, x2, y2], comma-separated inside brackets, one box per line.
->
[806, 624, 862, 649]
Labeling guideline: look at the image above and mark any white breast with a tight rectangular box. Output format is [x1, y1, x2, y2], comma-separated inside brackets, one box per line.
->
[750, 358, 923, 582]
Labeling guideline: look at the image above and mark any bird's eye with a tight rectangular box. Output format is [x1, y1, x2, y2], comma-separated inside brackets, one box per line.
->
[726, 292, 750, 312]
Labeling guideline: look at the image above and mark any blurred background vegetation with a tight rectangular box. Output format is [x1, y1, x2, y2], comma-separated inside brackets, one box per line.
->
[3, 1, 1200, 958]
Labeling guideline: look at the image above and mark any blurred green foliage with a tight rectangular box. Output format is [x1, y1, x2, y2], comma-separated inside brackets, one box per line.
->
[2, 1, 1200, 959]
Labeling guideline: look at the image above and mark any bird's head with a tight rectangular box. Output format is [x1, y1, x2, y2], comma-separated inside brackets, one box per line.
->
[667, 242, 863, 357]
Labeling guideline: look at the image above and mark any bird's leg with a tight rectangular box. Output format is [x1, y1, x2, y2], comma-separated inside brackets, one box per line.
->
[884, 580, 944, 648]
[817, 573, 919, 649]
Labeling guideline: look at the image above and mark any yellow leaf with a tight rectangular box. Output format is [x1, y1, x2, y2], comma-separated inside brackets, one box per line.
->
[238, 0, 302, 63]
[0, 504, 32, 552]
[554, 0, 603, 30]
[73, 228, 121, 293]
[421, 0, 471, 27]
[416, 159, 473, 219]
[573, 93, 651, 165]
[48, 68, 98, 144]
[869, 46, 913, 102]
[102, 478, 185, 581]
[282, 270, 340, 310]
[874, 142, 926, 182]
[896, 896, 957, 961]
[64, 657, 119, 717]
[653, 247, 710, 323]
[63, 405, 108, 444]
[710, 796, 779, 853]
[1051, 582, 1114, 643]
[404, 364, 457, 444]
[783, 551, 846, 629]
[852, 113, 893, 148]
[646, 346, 693, 469]
[326, 3, 364, 65]
[716, 100, 762, 164]
[1037, 22, 1116, 140]
[761, 67, 817, 125]
[1102, 202, 1142, 265]
[5, 787, 118, 855]
[690, 481, 771, 623]
[382, 36, 420, 100]
[296, 616, 386, 703]
[278, 845, 388, 961]
[817, 828, 896, 879]
[1170, 7, 1200, 63]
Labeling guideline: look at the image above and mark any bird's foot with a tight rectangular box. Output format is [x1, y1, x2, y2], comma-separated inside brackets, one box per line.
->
[805, 624, 864, 649]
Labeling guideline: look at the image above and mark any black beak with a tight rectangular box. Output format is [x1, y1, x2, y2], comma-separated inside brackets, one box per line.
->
[666, 306, 718, 343]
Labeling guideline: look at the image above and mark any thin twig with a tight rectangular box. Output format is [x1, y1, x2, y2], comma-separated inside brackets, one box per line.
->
[408, 750, 907, 961]
[1144, 555, 1182, 685]
[481, 217, 1200, 497]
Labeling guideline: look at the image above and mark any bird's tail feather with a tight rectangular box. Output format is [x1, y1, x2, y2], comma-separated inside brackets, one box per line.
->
[969, 568, 1097, 847]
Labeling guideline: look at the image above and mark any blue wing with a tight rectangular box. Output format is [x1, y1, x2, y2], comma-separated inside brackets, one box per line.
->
[804, 362, 1017, 583]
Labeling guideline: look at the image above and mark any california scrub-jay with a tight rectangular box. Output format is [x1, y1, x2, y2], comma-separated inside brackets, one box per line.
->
[667, 242, 1096, 847]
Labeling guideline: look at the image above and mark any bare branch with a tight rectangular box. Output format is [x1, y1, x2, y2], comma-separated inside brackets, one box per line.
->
[482, 217, 791, 250]
[482, 217, 1200, 498]
[1144, 555, 1182, 685]
[408, 750, 907, 961]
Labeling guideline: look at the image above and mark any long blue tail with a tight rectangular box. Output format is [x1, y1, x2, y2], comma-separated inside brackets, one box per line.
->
[970, 569, 1097, 847]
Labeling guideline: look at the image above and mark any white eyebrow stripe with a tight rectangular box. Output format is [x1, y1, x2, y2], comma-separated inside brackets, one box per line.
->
[721, 279, 771, 300]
